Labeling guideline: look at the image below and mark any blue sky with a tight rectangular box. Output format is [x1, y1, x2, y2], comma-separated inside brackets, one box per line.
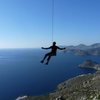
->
[0, 0, 100, 48]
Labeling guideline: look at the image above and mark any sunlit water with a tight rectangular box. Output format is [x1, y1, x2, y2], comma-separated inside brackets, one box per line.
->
[0, 49, 99, 100]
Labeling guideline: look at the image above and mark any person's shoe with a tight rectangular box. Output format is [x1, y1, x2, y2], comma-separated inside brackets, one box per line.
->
[45, 62, 48, 65]
[41, 60, 44, 63]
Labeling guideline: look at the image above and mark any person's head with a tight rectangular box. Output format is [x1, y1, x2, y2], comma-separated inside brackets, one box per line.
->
[53, 41, 56, 46]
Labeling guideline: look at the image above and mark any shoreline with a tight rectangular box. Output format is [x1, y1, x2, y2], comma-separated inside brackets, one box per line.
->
[16, 60, 100, 100]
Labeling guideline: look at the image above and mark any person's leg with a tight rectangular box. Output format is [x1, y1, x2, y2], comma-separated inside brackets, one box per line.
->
[41, 53, 50, 63]
[45, 54, 52, 65]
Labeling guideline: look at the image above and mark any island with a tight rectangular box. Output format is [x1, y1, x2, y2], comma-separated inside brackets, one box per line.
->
[79, 60, 100, 70]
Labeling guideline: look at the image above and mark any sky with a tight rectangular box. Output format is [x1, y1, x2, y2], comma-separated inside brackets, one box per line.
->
[0, 0, 100, 48]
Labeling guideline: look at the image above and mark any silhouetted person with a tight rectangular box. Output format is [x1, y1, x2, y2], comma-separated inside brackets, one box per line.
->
[41, 42, 66, 65]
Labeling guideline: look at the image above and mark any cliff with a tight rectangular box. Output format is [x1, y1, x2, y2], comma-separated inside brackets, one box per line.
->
[16, 59, 100, 100]
[17, 71, 100, 100]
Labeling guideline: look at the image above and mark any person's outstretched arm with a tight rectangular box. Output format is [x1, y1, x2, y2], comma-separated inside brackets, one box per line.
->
[41, 46, 51, 49]
[57, 46, 66, 50]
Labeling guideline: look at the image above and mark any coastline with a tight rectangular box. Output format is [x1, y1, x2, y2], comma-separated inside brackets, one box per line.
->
[16, 60, 100, 100]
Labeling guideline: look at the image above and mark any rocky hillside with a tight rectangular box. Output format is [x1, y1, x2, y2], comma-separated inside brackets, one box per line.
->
[17, 71, 100, 100]
[17, 59, 100, 100]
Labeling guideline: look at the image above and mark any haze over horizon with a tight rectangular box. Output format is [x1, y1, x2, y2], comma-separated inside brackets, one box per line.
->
[0, 0, 100, 48]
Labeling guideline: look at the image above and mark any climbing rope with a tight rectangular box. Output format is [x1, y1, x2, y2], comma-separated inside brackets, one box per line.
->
[52, 0, 54, 42]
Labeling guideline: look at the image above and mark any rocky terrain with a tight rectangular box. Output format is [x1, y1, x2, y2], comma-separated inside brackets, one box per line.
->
[17, 59, 100, 100]
[17, 71, 100, 100]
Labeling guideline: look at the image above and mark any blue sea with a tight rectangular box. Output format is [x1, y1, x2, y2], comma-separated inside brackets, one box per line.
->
[0, 49, 99, 100]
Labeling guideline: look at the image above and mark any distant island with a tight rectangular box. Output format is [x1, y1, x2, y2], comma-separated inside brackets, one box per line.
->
[79, 60, 100, 70]
[17, 59, 100, 100]
[65, 43, 100, 56]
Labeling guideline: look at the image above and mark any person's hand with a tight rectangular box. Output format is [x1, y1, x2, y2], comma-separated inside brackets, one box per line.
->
[41, 47, 44, 49]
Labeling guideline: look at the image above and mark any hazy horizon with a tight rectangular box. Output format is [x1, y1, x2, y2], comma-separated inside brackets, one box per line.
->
[0, 42, 99, 49]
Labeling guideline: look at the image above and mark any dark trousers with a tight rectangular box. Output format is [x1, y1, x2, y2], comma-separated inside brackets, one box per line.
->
[42, 52, 56, 63]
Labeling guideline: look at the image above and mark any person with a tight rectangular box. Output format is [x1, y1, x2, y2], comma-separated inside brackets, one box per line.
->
[41, 42, 66, 65]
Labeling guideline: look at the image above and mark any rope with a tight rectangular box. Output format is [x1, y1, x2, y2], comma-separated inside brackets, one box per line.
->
[52, 0, 54, 42]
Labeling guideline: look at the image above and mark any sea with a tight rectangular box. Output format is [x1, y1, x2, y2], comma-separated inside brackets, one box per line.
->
[0, 48, 99, 100]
